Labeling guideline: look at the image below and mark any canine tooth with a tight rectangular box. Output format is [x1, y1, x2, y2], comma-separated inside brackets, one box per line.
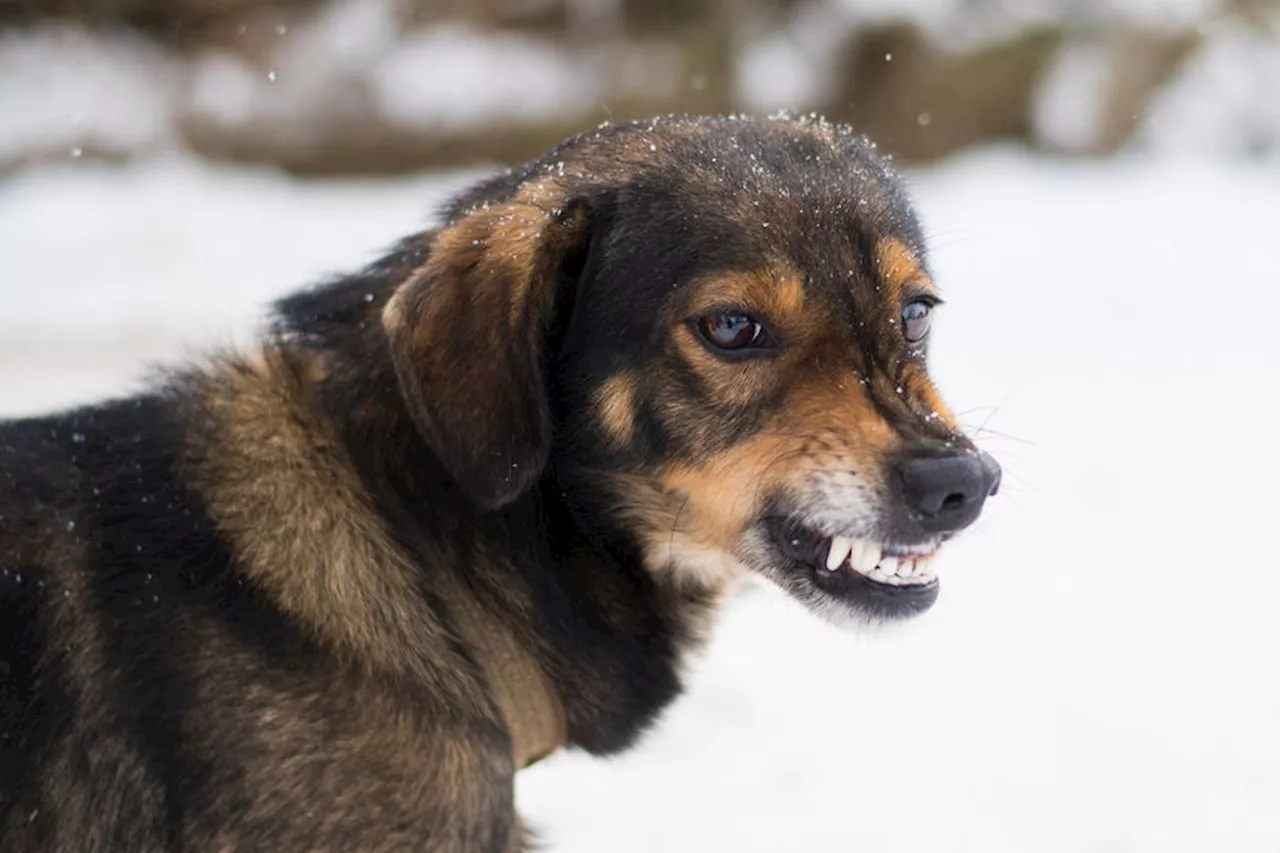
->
[826, 536, 853, 571]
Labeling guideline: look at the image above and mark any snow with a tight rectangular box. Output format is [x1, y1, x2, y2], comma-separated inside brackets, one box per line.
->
[830, 0, 1220, 32]
[372, 23, 600, 133]
[735, 2, 845, 114]
[0, 24, 179, 165]
[2, 0, 601, 170]
[2, 150, 1279, 851]
[185, 0, 603, 137]
[1136, 15, 1280, 160]
[0, 156, 480, 412]
[1033, 38, 1115, 153]
[831, 0, 1220, 49]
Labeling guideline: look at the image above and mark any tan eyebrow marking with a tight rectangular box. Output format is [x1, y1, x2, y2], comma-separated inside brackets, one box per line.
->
[686, 266, 806, 319]
[596, 372, 638, 447]
[874, 237, 936, 302]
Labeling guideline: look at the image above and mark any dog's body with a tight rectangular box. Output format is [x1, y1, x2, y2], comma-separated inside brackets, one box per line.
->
[0, 115, 997, 851]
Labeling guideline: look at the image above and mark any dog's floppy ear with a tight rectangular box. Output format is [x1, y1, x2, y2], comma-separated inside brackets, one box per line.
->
[383, 189, 592, 509]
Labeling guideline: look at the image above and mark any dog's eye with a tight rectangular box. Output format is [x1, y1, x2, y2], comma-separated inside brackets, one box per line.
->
[902, 301, 933, 343]
[696, 313, 766, 352]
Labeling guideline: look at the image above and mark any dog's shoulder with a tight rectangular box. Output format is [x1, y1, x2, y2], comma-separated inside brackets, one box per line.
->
[1, 349, 529, 848]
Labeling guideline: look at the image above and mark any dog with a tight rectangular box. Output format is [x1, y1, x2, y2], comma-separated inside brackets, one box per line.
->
[0, 114, 999, 851]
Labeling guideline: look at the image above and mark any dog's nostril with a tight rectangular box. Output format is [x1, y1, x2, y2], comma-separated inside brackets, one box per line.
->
[898, 451, 996, 534]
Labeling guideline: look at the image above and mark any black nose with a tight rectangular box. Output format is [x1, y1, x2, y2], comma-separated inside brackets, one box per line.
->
[897, 451, 1001, 534]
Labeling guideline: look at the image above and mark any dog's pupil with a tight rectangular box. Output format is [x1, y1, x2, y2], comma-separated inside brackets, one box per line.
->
[704, 314, 757, 348]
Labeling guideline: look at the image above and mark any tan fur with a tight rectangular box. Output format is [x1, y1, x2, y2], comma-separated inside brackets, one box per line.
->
[900, 362, 962, 432]
[686, 268, 807, 317]
[670, 267, 814, 408]
[874, 237, 935, 302]
[442, 580, 566, 768]
[181, 350, 474, 697]
[617, 370, 898, 584]
[595, 373, 638, 447]
[0, 115, 988, 852]
[380, 181, 593, 509]
[179, 349, 563, 767]
[678, 267, 808, 329]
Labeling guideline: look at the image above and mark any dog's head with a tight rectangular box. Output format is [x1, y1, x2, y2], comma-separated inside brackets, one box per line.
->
[383, 115, 999, 622]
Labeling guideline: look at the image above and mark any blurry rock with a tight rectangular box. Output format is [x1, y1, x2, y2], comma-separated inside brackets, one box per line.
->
[1034, 27, 1199, 156]
[829, 21, 1063, 162]
[0, 0, 321, 39]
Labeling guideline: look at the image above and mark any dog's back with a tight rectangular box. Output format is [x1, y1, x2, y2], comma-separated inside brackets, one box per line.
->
[0, 382, 528, 851]
[0, 396, 188, 848]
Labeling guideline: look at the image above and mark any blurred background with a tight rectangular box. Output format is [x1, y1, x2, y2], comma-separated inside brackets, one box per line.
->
[3, 0, 1280, 172]
[3, 2, 1280, 852]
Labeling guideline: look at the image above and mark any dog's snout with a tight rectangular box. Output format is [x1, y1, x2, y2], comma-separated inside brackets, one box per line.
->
[897, 451, 1000, 533]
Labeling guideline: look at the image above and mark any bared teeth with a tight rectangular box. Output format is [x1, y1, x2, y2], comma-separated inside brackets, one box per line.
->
[825, 536, 854, 571]
[850, 539, 878, 577]
[816, 533, 940, 586]
[820, 536, 939, 586]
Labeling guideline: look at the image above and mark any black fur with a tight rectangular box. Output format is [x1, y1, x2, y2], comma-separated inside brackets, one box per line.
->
[0, 115, 992, 851]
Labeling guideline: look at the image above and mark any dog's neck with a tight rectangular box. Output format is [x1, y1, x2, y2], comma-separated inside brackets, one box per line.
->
[261, 275, 719, 758]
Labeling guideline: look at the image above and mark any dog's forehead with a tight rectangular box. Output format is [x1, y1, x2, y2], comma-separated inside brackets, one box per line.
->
[598, 119, 929, 298]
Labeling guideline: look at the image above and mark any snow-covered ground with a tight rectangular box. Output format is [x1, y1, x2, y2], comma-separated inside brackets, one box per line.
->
[1, 150, 1278, 851]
